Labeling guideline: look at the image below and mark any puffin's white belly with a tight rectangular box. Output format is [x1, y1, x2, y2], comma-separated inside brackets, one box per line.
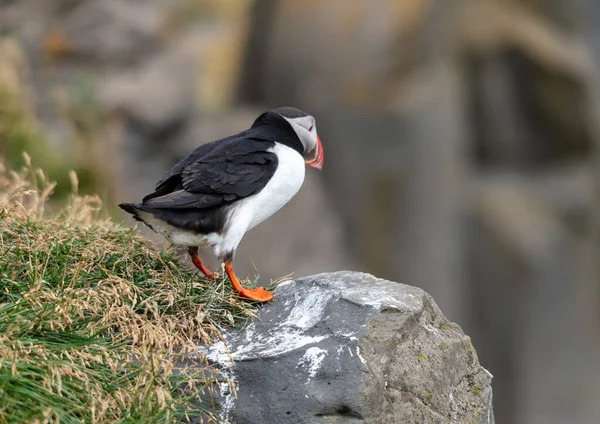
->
[211, 142, 305, 258]
[245, 143, 306, 230]
[137, 211, 210, 246]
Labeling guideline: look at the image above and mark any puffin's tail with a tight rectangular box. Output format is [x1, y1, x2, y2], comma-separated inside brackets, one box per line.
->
[118, 202, 144, 222]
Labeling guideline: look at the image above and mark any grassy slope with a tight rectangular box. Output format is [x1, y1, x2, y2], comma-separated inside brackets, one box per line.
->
[0, 161, 257, 423]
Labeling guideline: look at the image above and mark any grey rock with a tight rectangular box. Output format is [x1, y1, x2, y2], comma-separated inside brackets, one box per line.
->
[56, 0, 165, 65]
[204, 271, 493, 424]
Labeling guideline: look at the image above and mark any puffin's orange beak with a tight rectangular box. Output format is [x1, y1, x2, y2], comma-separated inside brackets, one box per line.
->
[305, 135, 324, 170]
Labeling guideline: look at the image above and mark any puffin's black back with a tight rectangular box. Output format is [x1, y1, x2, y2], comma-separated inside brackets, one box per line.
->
[152, 110, 303, 196]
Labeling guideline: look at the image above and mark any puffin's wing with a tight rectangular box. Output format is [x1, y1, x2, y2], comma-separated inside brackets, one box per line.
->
[141, 139, 278, 209]
[153, 139, 220, 192]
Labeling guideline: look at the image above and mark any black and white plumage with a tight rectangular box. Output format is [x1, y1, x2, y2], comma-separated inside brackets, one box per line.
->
[119, 107, 324, 302]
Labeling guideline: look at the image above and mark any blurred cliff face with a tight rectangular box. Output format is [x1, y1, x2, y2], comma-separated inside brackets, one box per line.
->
[2, 1, 600, 423]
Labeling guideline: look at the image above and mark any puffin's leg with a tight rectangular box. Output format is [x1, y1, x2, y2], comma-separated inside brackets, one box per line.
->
[224, 260, 273, 302]
[188, 247, 217, 279]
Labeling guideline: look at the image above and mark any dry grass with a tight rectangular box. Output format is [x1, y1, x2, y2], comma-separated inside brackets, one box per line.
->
[0, 155, 257, 423]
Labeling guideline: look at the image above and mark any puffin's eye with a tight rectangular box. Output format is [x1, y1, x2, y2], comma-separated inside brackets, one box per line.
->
[308, 123, 314, 132]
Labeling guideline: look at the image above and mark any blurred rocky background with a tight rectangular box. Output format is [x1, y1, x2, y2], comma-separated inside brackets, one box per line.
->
[1, 0, 600, 422]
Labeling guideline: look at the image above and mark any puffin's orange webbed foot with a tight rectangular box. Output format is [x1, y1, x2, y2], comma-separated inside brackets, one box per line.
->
[237, 286, 274, 302]
[224, 261, 273, 302]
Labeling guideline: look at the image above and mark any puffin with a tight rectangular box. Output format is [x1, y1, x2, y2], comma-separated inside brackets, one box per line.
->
[119, 107, 324, 302]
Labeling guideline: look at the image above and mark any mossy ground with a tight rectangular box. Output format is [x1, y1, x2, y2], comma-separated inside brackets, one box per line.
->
[0, 158, 258, 423]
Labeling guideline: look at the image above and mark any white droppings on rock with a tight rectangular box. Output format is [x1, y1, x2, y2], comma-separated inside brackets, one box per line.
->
[200, 339, 237, 423]
[310, 272, 425, 312]
[277, 279, 296, 288]
[208, 330, 326, 362]
[234, 332, 327, 360]
[342, 282, 416, 311]
[201, 337, 238, 423]
[205, 340, 234, 367]
[205, 283, 336, 363]
[356, 346, 367, 366]
[244, 322, 256, 343]
[423, 323, 443, 336]
[284, 289, 334, 328]
[218, 375, 236, 424]
[298, 346, 328, 379]
[485, 389, 494, 424]
[449, 392, 458, 422]
[335, 332, 359, 340]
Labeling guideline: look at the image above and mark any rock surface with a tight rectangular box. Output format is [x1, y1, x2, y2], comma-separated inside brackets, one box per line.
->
[203, 271, 494, 424]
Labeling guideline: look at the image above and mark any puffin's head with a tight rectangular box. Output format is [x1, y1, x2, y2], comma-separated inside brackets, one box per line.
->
[253, 107, 324, 170]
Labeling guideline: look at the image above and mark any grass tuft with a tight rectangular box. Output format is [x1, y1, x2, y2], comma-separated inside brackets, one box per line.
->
[0, 157, 257, 423]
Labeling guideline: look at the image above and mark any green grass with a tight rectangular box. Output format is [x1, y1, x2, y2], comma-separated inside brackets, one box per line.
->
[0, 160, 258, 423]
